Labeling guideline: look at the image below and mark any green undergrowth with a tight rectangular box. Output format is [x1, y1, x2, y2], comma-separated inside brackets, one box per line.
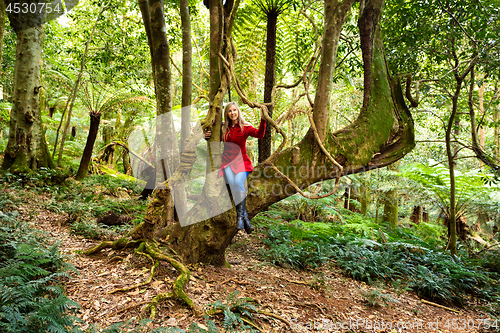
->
[0, 211, 185, 333]
[1, 167, 70, 190]
[256, 200, 500, 310]
[0, 210, 79, 332]
[0, 203, 238, 333]
[2, 171, 147, 240]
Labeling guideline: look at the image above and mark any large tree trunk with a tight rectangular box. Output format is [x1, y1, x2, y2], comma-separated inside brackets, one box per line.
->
[131, 0, 415, 266]
[1, 16, 53, 172]
[75, 111, 101, 180]
[137, 0, 188, 216]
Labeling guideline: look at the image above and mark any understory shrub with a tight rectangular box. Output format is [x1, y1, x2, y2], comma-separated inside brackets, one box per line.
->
[260, 214, 500, 306]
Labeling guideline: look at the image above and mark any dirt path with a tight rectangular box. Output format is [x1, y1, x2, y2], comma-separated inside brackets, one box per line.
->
[17, 190, 496, 332]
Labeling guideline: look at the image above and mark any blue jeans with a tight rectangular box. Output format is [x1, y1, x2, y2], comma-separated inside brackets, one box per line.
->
[223, 167, 249, 194]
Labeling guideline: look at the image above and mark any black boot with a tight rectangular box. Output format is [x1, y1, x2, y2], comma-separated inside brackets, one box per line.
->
[234, 191, 245, 230]
[242, 199, 254, 234]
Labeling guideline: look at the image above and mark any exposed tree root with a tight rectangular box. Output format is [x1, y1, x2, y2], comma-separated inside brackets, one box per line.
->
[83, 238, 144, 255]
[257, 310, 295, 329]
[84, 239, 199, 317]
[85, 240, 296, 327]
[143, 242, 201, 316]
[109, 259, 159, 294]
[144, 292, 174, 319]
[112, 300, 150, 316]
[241, 317, 265, 332]
[109, 242, 159, 294]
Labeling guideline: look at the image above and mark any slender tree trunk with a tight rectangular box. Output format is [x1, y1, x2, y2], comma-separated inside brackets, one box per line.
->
[446, 88, 460, 256]
[258, 11, 278, 162]
[478, 78, 485, 167]
[76, 112, 101, 180]
[360, 184, 369, 215]
[313, 0, 355, 141]
[208, 0, 221, 100]
[142, 0, 188, 214]
[122, 148, 131, 175]
[1, 19, 53, 172]
[0, 0, 5, 77]
[180, 0, 192, 152]
[382, 162, 399, 228]
[453, 117, 459, 168]
[382, 190, 398, 228]
[137, 0, 157, 199]
[495, 104, 499, 159]
[174, 0, 193, 217]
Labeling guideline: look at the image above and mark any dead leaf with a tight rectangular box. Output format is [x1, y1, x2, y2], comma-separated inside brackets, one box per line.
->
[166, 317, 177, 326]
[152, 280, 164, 288]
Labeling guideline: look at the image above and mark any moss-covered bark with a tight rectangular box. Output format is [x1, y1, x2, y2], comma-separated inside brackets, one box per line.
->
[382, 189, 398, 228]
[1, 22, 53, 173]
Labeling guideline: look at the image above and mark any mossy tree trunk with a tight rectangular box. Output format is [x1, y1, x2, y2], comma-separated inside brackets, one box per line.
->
[360, 184, 369, 215]
[137, 0, 188, 214]
[1, 10, 53, 173]
[382, 162, 398, 228]
[131, 0, 415, 266]
[382, 190, 398, 228]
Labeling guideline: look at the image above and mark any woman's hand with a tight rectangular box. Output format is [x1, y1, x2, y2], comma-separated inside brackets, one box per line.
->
[261, 105, 268, 120]
[204, 130, 212, 140]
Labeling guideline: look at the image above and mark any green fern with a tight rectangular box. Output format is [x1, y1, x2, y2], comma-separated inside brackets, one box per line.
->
[0, 212, 80, 333]
[207, 291, 259, 333]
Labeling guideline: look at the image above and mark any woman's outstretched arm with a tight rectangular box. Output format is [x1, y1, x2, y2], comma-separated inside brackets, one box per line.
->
[246, 106, 268, 138]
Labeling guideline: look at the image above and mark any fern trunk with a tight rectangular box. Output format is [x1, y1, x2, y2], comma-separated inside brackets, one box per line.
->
[258, 11, 278, 163]
[75, 111, 101, 180]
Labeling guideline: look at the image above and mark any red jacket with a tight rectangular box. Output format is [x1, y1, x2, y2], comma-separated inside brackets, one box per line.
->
[219, 118, 266, 176]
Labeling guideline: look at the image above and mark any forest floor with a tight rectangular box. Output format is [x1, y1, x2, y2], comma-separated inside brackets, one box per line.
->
[12, 188, 498, 333]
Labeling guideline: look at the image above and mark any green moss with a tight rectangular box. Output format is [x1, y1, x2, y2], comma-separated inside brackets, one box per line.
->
[332, 28, 396, 166]
[9, 152, 31, 174]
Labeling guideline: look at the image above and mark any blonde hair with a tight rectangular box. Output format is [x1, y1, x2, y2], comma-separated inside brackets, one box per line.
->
[222, 102, 250, 141]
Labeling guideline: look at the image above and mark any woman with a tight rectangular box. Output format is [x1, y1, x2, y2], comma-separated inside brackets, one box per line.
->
[205, 102, 267, 234]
